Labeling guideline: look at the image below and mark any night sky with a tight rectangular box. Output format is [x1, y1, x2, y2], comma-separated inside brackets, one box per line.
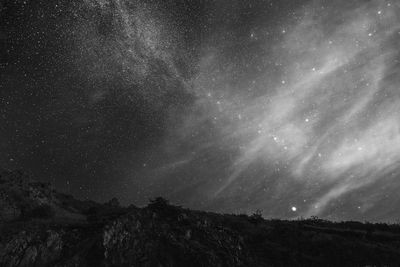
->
[2, 0, 400, 221]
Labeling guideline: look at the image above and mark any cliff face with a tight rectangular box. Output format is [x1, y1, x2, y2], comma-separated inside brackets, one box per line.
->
[1, 171, 400, 267]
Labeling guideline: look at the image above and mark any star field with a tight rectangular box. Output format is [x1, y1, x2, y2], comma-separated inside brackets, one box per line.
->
[1, 0, 400, 221]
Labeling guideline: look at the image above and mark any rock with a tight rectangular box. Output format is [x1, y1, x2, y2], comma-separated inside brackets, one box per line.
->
[19, 246, 37, 266]
[1, 170, 400, 266]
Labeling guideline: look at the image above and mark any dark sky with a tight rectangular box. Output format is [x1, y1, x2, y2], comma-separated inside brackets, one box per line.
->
[2, 0, 400, 221]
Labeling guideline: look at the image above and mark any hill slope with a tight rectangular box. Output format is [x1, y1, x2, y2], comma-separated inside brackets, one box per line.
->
[1, 170, 400, 266]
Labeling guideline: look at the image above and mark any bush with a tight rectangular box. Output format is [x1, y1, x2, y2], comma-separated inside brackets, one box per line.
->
[249, 209, 264, 223]
[148, 197, 170, 209]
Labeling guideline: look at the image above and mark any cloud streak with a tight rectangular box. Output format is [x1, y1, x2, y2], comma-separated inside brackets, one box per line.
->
[183, 0, 400, 217]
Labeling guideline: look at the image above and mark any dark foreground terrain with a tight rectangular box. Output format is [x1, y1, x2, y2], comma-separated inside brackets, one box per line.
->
[1, 170, 400, 266]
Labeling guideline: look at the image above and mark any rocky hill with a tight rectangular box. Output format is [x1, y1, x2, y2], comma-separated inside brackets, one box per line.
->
[1, 170, 400, 266]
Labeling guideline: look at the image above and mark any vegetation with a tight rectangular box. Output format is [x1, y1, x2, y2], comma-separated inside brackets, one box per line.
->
[2, 170, 400, 266]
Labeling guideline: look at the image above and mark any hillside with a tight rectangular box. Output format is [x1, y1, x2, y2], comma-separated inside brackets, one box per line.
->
[1, 170, 400, 266]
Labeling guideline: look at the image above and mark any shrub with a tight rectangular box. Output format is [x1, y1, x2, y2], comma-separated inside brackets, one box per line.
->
[249, 209, 263, 223]
[148, 197, 170, 209]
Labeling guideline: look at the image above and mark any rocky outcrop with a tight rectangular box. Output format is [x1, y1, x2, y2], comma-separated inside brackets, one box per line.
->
[102, 208, 248, 266]
[0, 230, 63, 267]
[1, 170, 400, 266]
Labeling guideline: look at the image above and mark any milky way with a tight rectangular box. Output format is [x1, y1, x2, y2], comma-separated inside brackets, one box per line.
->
[2, 0, 400, 221]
